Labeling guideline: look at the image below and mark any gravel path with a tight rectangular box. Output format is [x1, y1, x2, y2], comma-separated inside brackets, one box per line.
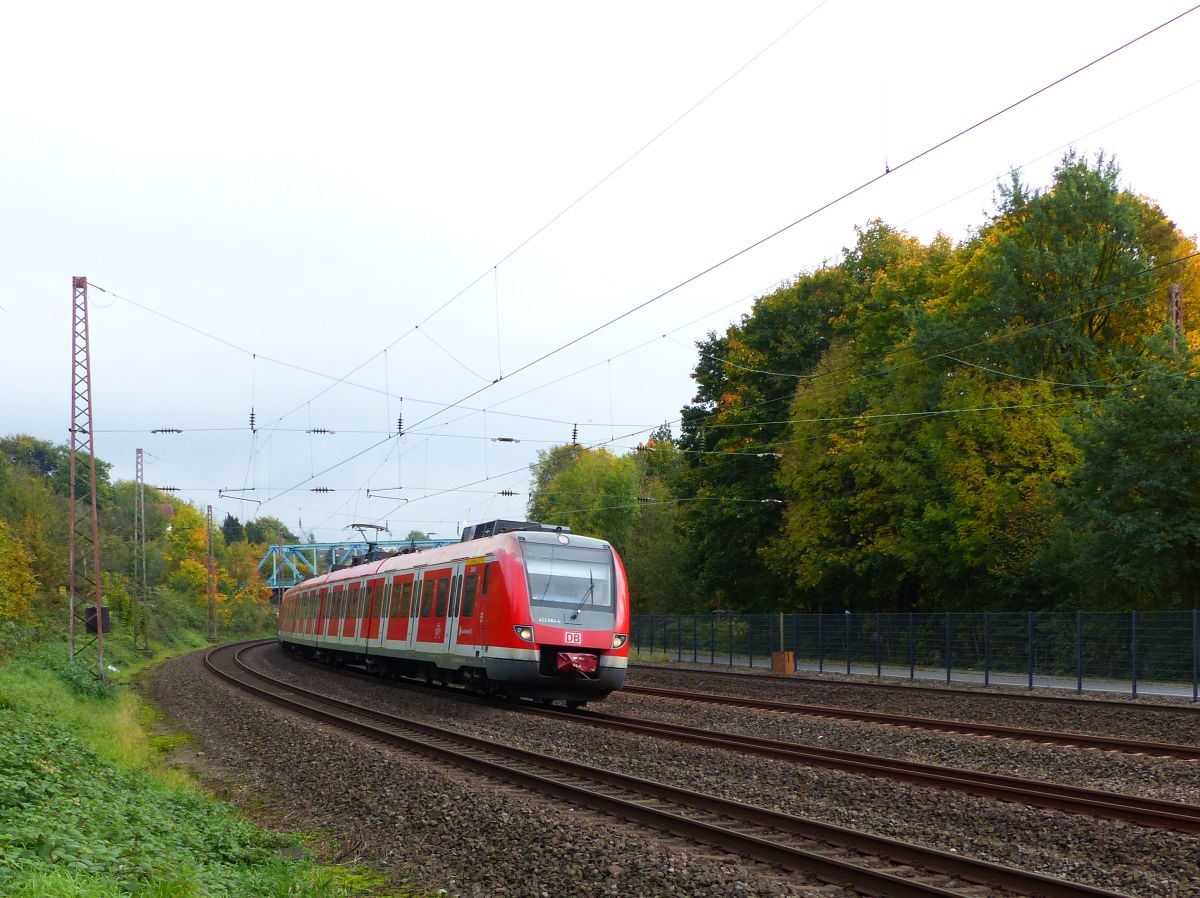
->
[627, 664, 1200, 746]
[150, 650, 847, 898]
[238, 645, 1200, 898]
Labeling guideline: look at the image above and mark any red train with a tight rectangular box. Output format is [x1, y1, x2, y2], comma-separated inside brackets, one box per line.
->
[277, 520, 630, 706]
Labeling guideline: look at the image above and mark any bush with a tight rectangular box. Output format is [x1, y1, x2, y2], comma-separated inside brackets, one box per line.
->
[56, 662, 117, 701]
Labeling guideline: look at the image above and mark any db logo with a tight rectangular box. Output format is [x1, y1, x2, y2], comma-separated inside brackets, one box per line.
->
[564, 630, 582, 644]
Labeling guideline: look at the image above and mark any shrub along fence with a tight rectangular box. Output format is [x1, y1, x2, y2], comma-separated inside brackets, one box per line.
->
[630, 611, 1200, 700]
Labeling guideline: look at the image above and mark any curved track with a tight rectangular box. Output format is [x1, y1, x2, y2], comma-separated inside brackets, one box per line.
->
[621, 683, 1200, 760]
[280, 647, 1200, 834]
[211, 641, 1130, 898]
[629, 663, 1200, 715]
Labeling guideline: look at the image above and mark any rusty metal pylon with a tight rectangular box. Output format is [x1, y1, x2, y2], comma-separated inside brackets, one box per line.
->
[68, 276, 106, 675]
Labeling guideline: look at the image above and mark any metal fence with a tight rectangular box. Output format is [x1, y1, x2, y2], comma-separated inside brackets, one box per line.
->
[631, 611, 1200, 700]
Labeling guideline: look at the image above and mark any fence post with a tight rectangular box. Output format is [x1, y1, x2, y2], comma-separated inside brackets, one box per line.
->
[876, 611, 882, 679]
[635, 615, 641, 656]
[908, 611, 915, 680]
[818, 614, 824, 672]
[1131, 609, 1138, 698]
[983, 611, 990, 687]
[1027, 611, 1034, 690]
[648, 616, 654, 657]
[748, 615, 754, 669]
[845, 612, 851, 676]
[945, 612, 952, 684]
[792, 613, 799, 673]
[677, 614, 682, 662]
[1075, 610, 1083, 694]
[693, 614, 698, 664]
[1193, 608, 1198, 703]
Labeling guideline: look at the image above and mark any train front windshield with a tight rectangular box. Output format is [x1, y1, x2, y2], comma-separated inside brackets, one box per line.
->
[521, 542, 615, 615]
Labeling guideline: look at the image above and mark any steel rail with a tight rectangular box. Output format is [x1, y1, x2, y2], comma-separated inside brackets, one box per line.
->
[289, 649, 1200, 834]
[209, 641, 1129, 898]
[621, 684, 1200, 760]
[629, 662, 1200, 715]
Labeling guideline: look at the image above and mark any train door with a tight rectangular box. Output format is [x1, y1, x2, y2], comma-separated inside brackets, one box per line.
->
[338, 585, 350, 643]
[315, 589, 328, 648]
[440, 560, 467, 653]
[404, 570, 426, 651]
[415, 566, 451, 646]
[360, 576, 385, 649]
[385, 574, 415, 644]
[478, 559, 498, 655]
[323, 587, 336, 638]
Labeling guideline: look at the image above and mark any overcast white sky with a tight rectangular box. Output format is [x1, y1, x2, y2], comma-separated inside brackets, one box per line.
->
[3, 1, 1199, 543]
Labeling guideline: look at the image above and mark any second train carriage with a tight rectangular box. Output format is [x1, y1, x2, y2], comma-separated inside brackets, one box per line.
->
[277, 521, 629, 705]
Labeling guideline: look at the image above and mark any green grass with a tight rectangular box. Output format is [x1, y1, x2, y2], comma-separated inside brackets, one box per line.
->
[0, 631, 417, 897]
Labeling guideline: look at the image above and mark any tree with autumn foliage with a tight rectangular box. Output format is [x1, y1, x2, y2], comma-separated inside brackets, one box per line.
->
[678, 151, 1200, 612]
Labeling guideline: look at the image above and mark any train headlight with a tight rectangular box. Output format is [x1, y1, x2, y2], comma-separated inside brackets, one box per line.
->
[611, 633, 628, 649]
[514, 625, 535, 643]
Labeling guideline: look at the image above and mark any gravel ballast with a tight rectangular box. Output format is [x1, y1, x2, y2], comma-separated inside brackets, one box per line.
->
[151, 651, 846, 898]
[627, 664, 1200, 746]
[228, 644, 1200, 897]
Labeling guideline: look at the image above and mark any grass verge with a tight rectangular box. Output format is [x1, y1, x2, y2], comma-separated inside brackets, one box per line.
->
[0, 632, 414, 897]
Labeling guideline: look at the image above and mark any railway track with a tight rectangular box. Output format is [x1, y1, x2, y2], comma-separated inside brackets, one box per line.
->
[212, 640, 1129, 898]
[629, 662, 1200, 716]
[280, 647, 1200, 835]
[621, 683, 1200, 760]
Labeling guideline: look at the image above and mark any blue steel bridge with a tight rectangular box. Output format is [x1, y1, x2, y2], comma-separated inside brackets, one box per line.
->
[256, 537, 461, 595]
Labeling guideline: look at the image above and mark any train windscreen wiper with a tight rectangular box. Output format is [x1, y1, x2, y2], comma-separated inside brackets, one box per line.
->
[569, 571, 595, 620]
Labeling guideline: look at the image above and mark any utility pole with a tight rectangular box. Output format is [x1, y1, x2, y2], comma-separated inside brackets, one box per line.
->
[206, 504, 217, 641]
[132, 448, 148, 651]
[68, 277, 106, 676]
[1168, 283, 1184, 352]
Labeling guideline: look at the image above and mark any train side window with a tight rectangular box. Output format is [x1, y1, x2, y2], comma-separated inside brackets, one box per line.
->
[461, 573, 477, 617]
[381, 582, 392, 620]
[435, 578, 449, 617]
[449, 575, 460, 617]
[399, 581, 412, 617]
[482, 561, 494, 595]
[372, 584, 384, 621]
[420, 580, 434, 618]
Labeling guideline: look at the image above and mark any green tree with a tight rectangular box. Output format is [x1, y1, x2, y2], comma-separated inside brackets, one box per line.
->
[221, 514, 244, 544]
[528, 447, 640, 552]
[243, 516, 296, 545]
[1046, 339, 1200, 608]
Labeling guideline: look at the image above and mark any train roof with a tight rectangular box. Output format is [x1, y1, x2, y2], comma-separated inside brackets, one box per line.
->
[282, 528, 613, 594]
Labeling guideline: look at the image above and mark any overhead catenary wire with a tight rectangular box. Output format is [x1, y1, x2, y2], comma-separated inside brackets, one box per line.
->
[399, 4, 1200, 438]
[88, 8, 1195, 533]
[250, 2, 834, 432]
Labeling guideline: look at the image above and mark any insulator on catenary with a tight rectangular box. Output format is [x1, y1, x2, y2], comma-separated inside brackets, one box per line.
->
[571, 423, 578, 445]
[310, 487, 335, 493]
[249, 408, 256, 433]
[152, 428, 182, 434]
[498, 489, 518, 497]
[157, 486, 179, 492]
[397, 414, 403, 437]
[306, 428, 335, 435]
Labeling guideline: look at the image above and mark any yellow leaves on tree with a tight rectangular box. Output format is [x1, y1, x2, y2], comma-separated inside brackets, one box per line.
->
[169, 558, 210, 601]
[0, 520, 38, 622]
